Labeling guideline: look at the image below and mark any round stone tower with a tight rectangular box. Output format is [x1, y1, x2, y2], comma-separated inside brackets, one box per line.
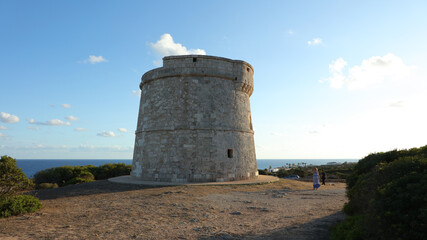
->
[131, 55, 257, 182]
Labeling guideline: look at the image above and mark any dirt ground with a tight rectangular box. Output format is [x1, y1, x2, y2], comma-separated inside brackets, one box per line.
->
[0, 179, 347, 240]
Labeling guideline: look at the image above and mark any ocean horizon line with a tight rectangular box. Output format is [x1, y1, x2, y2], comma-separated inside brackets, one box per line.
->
[16, 158, 359, 177]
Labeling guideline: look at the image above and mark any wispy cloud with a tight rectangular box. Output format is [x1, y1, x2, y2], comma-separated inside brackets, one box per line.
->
[287, 29, 294, 35]
[1, 144, 132, 153]
[74, 144, 132, 152]
[118, 128, 128, 133]
[97, 131, 115, 137]
[324, 53, 415, 90]
[0, 125, 7, 130]
[81, 55, 107, 64]
[61, 104, 72, 109]
[0, 132, 11, 140]
[308, 38, 322, 46]
[27, 126, 40, 130]
[28, 118, 71, 126]
[0, 112, 20, 124]
[75, 128, 88, 132]
[65, 115, 79, 121]
[150, 33, 206, 66]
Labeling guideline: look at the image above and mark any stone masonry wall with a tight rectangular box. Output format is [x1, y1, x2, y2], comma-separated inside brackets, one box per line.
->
[132, 55, 257, 182]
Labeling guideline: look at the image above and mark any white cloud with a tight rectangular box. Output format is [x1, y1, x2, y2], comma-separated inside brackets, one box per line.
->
[0, 133, 3, 137]
[131, 90, 141, 97]
[75, 128, 88, 132]
[270, 132, 286, 137]
[27, 126, 40, 130]
[47, 119, 71, 126]
[0, 112, 20, 123]
[326, 58, 348, 88]
[62, 104, 72, 109]
[65, 115, 79, 121]
[150, 33, 206, 59]
[97, 131, 115, 137]
[28, 118, 71, 126]
[389, 100, 404, 108]
[287, 29, 294, 35]
[75, 144, 132, 152]
[118, 128, 128, 133]
[308, 38, 322, 46]
[325, 53, 415, 90]
[329, 57, 347, 72]
[0, 125, 7, 130]
[81, 55, 107, 64]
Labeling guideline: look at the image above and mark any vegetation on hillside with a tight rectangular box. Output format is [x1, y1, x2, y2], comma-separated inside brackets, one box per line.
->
[330, 145, 427, 239]
[0, 155, 41, 218]
[259, 162, 356, 179]
[33, 163, 131, 187]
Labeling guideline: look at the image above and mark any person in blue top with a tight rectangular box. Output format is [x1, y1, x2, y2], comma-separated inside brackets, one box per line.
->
[313, 168, 321, 190]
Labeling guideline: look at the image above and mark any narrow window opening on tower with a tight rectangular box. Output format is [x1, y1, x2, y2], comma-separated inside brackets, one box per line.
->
[227, 149, 233, 158]
[247, 67, 250, 72]
[193, 57, 197, 62]
[234, 77, 237, 80]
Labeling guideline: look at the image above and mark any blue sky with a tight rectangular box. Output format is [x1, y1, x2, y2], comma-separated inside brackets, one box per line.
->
[1, 0, 426, 159]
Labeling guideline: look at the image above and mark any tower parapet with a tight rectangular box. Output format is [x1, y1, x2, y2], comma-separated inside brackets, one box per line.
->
[141, 55, 254, 96]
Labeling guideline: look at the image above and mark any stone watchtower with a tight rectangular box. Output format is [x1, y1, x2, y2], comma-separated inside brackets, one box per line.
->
[131, 55, 257, 182]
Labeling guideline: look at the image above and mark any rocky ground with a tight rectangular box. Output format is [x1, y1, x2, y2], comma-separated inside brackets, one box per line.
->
[0, 179, 347, 240]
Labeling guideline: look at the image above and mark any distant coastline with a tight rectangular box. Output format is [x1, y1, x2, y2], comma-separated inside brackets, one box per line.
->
[16, 159, 358, 177]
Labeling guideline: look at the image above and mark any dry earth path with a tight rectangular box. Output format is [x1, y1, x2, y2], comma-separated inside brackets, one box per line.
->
[0, 179, 347, 240]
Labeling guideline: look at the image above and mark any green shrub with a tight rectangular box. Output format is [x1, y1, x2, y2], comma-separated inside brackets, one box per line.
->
[33, 163, 131, 187]
[33, 166, 76, 186]
[92, 163, 131, 180]
[64, 171, 95, 185]
[335, 146, 427, 240]
[0, 155, 34, 198]
[37, 183, 59, 189]
[276, 168, 307, 178]
[365, 156, 427, 239]
[330, 215, 365, 240]
[0, 194, 42, 218]
[347, 145, 427, 190]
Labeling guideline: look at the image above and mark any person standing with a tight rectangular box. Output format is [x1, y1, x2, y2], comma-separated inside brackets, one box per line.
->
[321, 169, 326, 185]
[313, 168, 321, 190]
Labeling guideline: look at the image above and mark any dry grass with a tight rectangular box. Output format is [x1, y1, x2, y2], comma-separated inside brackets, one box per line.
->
[0, 180, 346, 240]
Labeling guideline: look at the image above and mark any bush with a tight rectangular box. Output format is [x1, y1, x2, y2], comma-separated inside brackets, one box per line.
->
[37, 183, 59, 189]
[0, 194, 42, 218]
[0, 155, 34, 198]
[332, 146, 427, 239]
[64, 171, 95, 185]
[33, 166, 76, 187]
[330, 215, 365, 240]
[366, 156, 427, 239]
[33, 163, 131, 187]
[276, 168, 307, 178]
[92, 163, 131, 180]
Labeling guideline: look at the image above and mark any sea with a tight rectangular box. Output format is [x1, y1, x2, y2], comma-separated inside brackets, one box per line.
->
[16, 159, 359, 177]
